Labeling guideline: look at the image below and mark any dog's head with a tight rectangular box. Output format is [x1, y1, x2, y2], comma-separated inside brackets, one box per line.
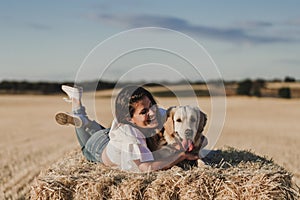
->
[164, 105, 207, 152]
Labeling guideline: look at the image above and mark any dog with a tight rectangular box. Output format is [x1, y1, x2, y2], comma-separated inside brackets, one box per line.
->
[163, 106, 208, 155]
[146, 105, 208, 166]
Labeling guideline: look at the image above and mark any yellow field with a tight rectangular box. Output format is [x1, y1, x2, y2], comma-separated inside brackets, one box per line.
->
[0, 92, 299, 199]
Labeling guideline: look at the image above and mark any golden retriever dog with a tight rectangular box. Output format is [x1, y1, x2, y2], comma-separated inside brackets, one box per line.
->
[146, 105, 208, 165]
[164, 106, 208, 155]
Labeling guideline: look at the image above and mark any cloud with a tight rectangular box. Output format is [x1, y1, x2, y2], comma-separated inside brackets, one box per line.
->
[88, 14, 295, 45]
[26, 22, 52, 31]
[235, 20, 273, 29]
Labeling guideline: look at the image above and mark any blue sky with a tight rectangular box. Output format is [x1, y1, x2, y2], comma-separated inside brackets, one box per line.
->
[1, 0, 300, 82]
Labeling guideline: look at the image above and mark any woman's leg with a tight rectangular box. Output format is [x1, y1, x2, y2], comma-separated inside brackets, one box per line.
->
[84, 128, 110, 163]
[58, 85, 109, 162]
[73, 106, 105, 148]
[70, 106, 109, 162]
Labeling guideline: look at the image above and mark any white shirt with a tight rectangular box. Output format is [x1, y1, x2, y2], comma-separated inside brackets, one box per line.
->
[106, 120, 154, 172]
[105, 108, 166, 172]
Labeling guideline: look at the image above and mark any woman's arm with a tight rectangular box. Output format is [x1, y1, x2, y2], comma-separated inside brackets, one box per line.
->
[133, 151, 198, 172]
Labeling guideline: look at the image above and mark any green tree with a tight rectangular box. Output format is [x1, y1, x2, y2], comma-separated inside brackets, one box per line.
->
[284, 76, 295, 82]
[278, 87, 291, 98]
[237, 79, 252, 96]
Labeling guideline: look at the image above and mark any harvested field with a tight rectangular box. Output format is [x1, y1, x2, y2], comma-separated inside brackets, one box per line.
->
[0, 92, 300, 199]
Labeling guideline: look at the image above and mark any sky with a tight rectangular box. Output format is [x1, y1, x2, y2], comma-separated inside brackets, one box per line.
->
[1, 0, 300, 82]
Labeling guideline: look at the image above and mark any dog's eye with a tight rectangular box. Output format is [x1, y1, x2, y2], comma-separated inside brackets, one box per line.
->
[176, 118, 182, 122]
[190, 117, 196, 122]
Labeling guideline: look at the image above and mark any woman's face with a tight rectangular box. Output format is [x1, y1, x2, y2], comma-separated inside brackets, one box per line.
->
[130, 96, 159, 129]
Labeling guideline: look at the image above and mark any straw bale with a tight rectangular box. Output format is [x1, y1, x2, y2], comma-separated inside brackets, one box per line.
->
[30, 147, 299, 200]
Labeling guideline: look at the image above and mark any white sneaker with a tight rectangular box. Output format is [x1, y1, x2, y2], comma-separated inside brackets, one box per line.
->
[55, 112, 83, 127]
[61, 85, 83, 103]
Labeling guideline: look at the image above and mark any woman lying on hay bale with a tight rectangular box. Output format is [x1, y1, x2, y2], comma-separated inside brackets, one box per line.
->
[55, 85, 203, 172]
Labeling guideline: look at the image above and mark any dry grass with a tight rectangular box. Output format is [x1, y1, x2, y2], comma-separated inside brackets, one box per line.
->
[30, 147, 299, 200]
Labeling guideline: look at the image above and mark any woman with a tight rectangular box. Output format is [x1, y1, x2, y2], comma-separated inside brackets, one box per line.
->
[55, 85, 198, 172]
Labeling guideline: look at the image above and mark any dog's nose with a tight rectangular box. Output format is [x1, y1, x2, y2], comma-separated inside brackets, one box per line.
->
[185, 129, 193, 137]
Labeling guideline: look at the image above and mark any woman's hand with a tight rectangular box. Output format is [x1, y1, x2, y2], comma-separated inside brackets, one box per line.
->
[184, 152, 199, 161]
[134, 150, 199, 172]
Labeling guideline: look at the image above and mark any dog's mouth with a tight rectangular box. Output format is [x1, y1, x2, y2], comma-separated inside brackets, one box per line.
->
[181, 138, 194, 152]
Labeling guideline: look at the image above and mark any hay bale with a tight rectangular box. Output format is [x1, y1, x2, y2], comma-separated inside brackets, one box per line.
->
[30, 147, 299, 200]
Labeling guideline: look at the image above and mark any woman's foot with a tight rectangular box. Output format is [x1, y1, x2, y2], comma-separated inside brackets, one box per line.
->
[55, 112, 83, 127]
[61, 85, 83, 103]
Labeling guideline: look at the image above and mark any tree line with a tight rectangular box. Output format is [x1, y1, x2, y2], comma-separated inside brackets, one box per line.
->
[0, 80, 116, 94]
[0, 76, 297, 98]
[236, 76, 296, 98]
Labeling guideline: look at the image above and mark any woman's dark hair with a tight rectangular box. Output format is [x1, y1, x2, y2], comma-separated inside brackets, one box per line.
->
[115, 86, 158, 124]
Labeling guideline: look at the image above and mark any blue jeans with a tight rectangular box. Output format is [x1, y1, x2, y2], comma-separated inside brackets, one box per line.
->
[73, 106, 110, 163]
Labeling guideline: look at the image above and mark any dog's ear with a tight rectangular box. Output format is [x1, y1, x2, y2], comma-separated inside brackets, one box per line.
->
[200, 135, 208, 149]
[194, 109, 207, 149]
[166, 106, 177, 118]
[163, 106, 177, 142]
[198, 110, 207, 133]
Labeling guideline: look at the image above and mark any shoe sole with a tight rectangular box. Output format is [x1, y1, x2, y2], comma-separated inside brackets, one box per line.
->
[55, 112, 82, 128]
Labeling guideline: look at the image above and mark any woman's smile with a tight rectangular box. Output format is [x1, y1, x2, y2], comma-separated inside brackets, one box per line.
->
[131, 96, 159, 129]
